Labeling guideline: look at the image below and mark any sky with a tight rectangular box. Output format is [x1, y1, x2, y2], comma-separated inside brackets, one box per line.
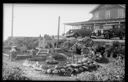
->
[3, 4, 98, 41]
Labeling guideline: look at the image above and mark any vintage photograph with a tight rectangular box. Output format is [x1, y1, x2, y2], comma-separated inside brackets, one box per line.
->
[3, 4, 125, 81]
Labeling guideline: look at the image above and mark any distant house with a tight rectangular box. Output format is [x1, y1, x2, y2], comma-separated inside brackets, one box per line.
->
[64, 4, 125, 34]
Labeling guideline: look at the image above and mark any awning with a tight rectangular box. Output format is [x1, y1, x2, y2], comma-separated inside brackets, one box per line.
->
[64, 18, 125, 26]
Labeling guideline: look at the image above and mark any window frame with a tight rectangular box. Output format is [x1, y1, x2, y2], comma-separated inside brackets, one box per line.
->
[118, 9, 125, 18]
[105, 10, 110, 19]
[94, 12, 99, 20]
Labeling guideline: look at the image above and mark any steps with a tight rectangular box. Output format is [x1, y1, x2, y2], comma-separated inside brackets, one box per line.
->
[36, 49, 49, 56]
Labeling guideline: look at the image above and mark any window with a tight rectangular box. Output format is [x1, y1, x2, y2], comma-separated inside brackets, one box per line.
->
[86, 27, 90, 29]
[118, 9, 125, 18]
[105, 10, 110, 19]
[94, 12, 99, 20]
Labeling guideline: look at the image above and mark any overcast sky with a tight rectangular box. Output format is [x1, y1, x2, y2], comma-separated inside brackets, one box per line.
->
[3, 4, 98, 41]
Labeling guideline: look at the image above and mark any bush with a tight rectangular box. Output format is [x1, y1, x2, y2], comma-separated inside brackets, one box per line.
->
[15, 55, 32, 60]
[3, 66, 30, 80]
[76, 57, 125, 81]
[95, 57, 109, 64]
[54, 48, 72, 57]
[62, 40, 77, 51]
[3, 37, 39, 54]
[28, 56, 47, 61]
[52, 53, 67, 61]
[46, 59, 59, 65]
[105, 41, 125, 58]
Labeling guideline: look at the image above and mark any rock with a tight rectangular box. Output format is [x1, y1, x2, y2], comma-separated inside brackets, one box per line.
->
[78, 67, 84, 72]
[82, 66, 89, 71]
[52, 69, 58, 74]
[83, 63, 88, 66]
[64, 70, 72, 76]
[23, 60, 31, 67]
[77, 60, 82, 64]
[47, 69, 52, 74]
[81, 58, 88, 62]
[60, 68, 66, 72]
[81, 48, 90, 54]
[46, 59, 58, 64]
[67, 67, 73, 71]
[74, 68, 79, 73]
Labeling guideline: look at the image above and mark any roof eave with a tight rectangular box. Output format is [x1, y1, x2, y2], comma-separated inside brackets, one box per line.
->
[90, 5, 100, 13]
[119, 5, 125, 8]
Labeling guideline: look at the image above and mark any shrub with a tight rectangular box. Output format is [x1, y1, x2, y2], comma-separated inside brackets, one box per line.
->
[3, 37, 39, 55]
[46, 59, 59, 65]
[15, 55, 32, 60]
[105, 41, 125, 58]
[76, 57, 125, 81]
[54, 49, 72, 57]
[95, 56, 109, 64]
[52, 53, 67, 61]
[3, 66, 30, 80]
[62, 40, 77, 51]
[28, 56, 47, 61]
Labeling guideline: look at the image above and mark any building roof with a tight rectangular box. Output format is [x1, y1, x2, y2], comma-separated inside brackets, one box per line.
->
[64, 4, 125, 26]
[90, 4, 125, 13]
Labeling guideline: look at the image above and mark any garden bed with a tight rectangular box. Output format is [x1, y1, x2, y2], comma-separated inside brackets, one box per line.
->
[3, 52, 125, 81]
[3, 37, 125, 81]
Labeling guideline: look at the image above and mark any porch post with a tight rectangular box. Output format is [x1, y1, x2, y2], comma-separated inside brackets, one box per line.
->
[64, 24, 65, 34]
[119, 21, 120, 28]
[93, 23, 95, 32]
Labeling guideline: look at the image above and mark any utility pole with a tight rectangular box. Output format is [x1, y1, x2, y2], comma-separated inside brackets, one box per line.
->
[11, 4, 14, 37]
[64, 24, 65, 35]
[57, 16, 60, 48]
[10, 4, 14, 47]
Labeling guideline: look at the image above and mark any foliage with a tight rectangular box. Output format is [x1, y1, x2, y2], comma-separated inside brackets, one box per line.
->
[62, 39, 77, 50]
[95, 56, 109, 64]
[46, 59, 59, 64]
[54, 49, 72, 57]
[28, 56, 47, 61]
[94, 44, 106, 56]
[2, 62, 30, 80]
[52, 53, 67, 61]
[44, 34, 53, 40]
[82, 37, 94, 47]
[76, 58, 125, 81]
[15, 55, 32, 60]
[3, 37, 39, 54]
[105, 41, 125, 58]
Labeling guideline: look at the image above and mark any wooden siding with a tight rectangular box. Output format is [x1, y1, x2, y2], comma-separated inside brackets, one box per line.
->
[91, 5, 125, 20]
